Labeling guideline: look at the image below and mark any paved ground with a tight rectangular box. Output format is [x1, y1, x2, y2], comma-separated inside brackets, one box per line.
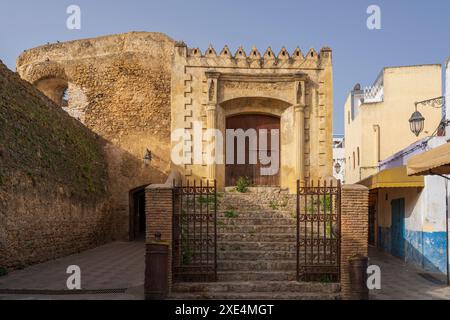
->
[3, 241, 450, 300]
[0, 241, 145, 300]
[369, 247, 450, 300]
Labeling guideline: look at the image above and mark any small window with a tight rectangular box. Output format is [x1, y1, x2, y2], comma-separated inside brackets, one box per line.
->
[357, 147, 360, 166]
[353, 152, 356, 169]
[348, 112, 351, 124]
[61, 87, 69, 107]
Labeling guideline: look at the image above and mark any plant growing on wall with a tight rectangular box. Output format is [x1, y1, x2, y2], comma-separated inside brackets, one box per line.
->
[0, 267, 8, 277]
[236, 176, 251, 193]
[224, 209, 238, 219]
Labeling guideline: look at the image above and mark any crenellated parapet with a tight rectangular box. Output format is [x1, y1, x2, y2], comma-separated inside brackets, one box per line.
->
[174, 42, 332, 69]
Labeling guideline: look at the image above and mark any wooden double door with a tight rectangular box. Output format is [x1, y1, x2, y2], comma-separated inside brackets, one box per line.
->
[225, 114, 280, 187]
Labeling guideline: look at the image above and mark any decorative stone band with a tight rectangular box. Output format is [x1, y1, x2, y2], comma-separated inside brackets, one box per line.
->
[175, 42, 332, 69]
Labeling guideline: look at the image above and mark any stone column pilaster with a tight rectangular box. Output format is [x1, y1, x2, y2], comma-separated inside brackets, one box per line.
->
[205, 71, 220, 182]
[295, 105, 305, 181]
[206, 104, 217, 181]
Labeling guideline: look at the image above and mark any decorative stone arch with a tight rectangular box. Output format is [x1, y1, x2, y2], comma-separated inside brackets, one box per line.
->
[24, 61, 88, 122]
[205, 71, 308, 191]
[24, 61, 69, 105]
[216, 97, 292, 188]
[171, 43, 334, 192]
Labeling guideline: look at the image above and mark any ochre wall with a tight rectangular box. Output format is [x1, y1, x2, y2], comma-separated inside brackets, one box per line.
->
[345, 64, 442, 184]
[171, 44, 334, 192]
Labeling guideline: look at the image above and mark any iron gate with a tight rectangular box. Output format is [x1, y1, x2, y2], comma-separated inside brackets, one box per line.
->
[296, 180, 341, 282]
[172, 180, 217, 282]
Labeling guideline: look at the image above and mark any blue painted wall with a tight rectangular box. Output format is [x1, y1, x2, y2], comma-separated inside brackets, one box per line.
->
[378, 227, 447, 273]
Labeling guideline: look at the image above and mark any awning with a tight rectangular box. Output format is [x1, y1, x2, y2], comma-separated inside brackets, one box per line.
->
[407, 142, 450, 176]
[359, 166, 424, 190]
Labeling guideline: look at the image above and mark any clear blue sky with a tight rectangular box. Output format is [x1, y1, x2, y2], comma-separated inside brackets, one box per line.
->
[1, 0, 450, 134]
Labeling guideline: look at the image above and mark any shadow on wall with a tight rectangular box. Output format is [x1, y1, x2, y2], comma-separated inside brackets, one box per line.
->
[0, 60, 168, 271]
[378, 227, 447, 274]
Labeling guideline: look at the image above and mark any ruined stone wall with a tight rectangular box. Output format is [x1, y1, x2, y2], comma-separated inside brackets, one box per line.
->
[16, 32, 176, 239]
[0, 61, 114, 270]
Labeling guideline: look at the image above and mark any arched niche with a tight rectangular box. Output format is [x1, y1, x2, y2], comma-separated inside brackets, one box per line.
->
[215, 97, 296, 191]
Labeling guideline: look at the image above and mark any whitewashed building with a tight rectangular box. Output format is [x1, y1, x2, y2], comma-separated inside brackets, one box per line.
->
[333, 135, 345, 183]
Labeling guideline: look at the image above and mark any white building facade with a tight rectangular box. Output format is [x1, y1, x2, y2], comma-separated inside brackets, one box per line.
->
[333, 135, 345, 183]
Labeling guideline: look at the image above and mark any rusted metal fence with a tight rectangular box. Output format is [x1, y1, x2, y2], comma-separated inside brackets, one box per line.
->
[172, 180, 217, 282]
[296, 180, 341, 282]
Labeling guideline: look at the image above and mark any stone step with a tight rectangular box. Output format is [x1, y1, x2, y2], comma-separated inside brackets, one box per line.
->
[172, 281, 340, 294]
[218, 217, 295, 226]
[217, 271, 296, 282]
[218, 233, 296, 242]
[220, 225, 298, 234]
[218, 250, 297, 260]
[218, 241, 296, 251]
[217, 212, 294, 219]
[186, 224, 299, 231]
[218, 259, 296, 271]
[224, 187, 290, 193]
[168, 291, 340, 300]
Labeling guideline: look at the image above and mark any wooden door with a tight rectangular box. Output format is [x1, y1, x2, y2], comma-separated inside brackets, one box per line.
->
[391, 198, 406, 260]
[225, 114, 280, 187]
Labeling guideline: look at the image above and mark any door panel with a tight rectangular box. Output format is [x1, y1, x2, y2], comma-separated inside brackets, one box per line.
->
[391, 198, 405, 259]
[225, 114, 280, 187]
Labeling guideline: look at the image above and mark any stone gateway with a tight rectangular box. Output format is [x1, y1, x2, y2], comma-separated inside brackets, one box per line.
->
[14, 31, 334, 249]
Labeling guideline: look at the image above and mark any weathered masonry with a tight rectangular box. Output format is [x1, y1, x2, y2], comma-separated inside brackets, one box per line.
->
[11, 32, 335, 269]
[171, 43, 334, 192]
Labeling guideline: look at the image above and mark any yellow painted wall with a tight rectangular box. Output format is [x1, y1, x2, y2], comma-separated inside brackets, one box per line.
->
[345, 64, 442, 184]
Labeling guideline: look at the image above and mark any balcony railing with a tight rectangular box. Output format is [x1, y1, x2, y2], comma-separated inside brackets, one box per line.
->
[364, 85, 384, 103]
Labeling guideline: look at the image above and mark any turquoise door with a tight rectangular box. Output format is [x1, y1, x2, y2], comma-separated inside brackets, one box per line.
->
[391, 198, 406, 259]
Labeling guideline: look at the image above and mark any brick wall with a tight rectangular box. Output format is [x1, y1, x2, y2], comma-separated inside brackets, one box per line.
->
[145, 186, 173, 292]
[340, 184, 369, 300]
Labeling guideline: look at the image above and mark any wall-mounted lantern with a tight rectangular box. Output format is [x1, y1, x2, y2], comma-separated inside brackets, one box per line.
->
[409, 110, 425, 137]
[409, 97, 444, 137]
[143, 149, 152, 166]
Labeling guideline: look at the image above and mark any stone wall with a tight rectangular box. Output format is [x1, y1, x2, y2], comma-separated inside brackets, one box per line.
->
[171, 43, 334, 192]
[0, 61, 113, 270]
[16, 32, 176, 239]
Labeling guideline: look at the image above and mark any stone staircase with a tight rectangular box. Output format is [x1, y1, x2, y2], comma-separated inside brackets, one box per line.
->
[169, 187, 341, 300]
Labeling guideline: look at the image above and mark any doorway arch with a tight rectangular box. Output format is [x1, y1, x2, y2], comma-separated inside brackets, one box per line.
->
[129, 185, 147, 241]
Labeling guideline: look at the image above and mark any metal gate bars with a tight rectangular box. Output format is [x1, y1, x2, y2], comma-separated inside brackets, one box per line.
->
[296, 180, 341, 282]
[172, 180, 217, 282]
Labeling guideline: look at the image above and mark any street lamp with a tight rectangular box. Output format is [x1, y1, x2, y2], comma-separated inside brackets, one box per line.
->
[409, 110, 425, 137]
[143, 149, 152, 166]
[409, 97, 444, 137]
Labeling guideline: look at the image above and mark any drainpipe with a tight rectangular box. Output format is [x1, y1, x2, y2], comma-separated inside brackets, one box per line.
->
[373, 125, 381, 163]
[445, 58, 450, 285]
[446, 58, 450, 142]
[446, 179, 449, 286]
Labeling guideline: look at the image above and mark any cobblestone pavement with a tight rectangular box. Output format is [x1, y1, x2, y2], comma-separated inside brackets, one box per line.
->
[369, 247, 450, 300]
[0, 241, 145, 300]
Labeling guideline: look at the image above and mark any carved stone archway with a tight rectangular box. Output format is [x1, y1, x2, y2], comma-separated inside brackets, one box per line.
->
[205, 72, 308, 191]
